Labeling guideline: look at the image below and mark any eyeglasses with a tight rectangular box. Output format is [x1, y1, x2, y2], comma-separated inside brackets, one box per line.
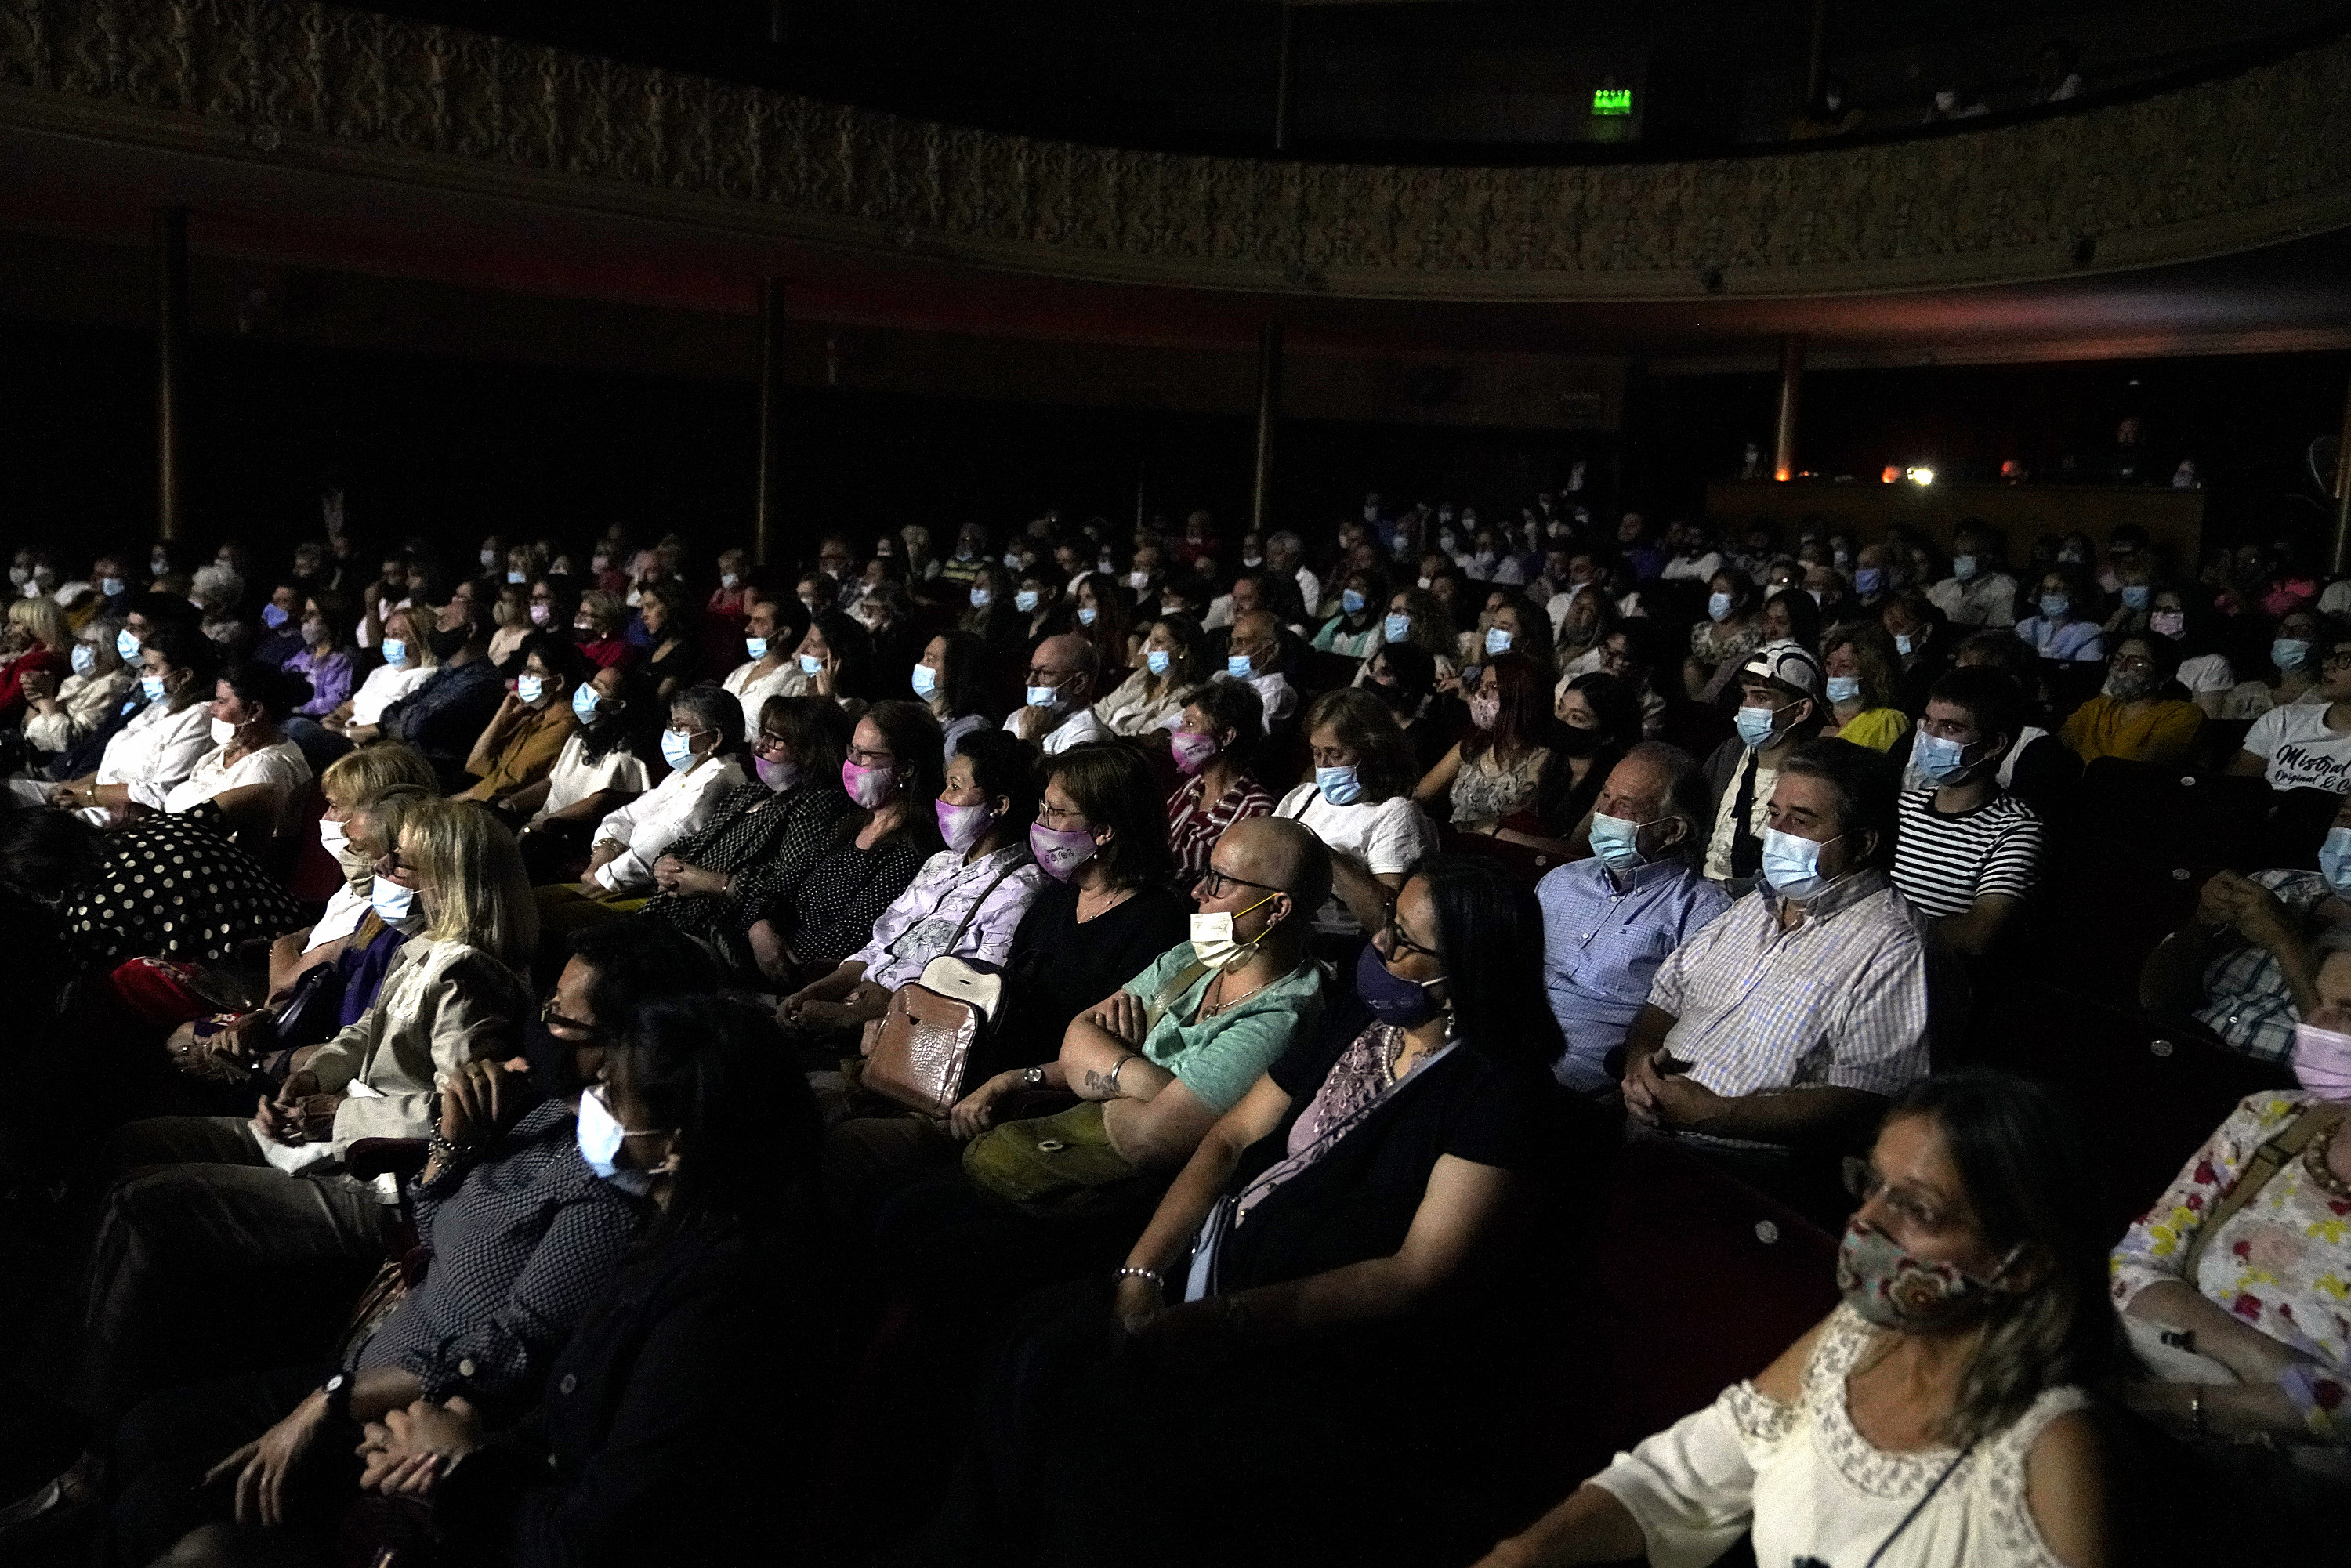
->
[846, 744, 895, 766]
[2324, 650, 2351, 670]
[1378, 909, 1442, 962]
[540, 995, 600, 1037]
[1844, 1161, 1961, 1237]
[753, 730, 793, 755]
[372, 846, 415, 877]
[1035, 800, 1090, 829]
[1197, 867, 1281, 900]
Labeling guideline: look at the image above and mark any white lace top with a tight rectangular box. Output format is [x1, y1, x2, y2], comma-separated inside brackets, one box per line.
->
[1592, 1306, 2084, 1568]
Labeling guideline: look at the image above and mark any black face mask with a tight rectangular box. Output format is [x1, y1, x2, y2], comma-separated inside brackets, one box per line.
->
[1555, 724, 1605, 758]
[427, 625, 472, 660]
[1368, 679, 1415, 711]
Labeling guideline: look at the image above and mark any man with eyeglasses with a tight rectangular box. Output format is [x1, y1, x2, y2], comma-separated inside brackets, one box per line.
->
[1003, 632, 1110, 754]
[2229, 625, 2351, 794]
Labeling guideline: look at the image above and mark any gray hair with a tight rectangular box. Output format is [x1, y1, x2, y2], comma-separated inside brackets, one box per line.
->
[191, 563, 243, 613]
[1617, 741, 1712, 861]
[79, 615, 129, 675]
[1266, 530, 1305, 554]
[668, 682, 748, 759]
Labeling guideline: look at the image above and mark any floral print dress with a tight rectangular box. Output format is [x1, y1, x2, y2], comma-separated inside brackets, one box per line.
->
[2110, 1090, 2351, 1443]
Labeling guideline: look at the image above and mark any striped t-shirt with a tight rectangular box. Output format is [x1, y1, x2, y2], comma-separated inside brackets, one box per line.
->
[1891, 787, 2044, 918]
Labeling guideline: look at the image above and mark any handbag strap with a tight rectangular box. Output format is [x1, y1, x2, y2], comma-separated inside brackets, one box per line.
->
[2180, 1103, 2338, 1284]
[887, 851, 1031, 963]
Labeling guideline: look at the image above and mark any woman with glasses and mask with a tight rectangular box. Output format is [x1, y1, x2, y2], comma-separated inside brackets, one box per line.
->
[1480, 1070, 2110, 1568]
[743, 701, 944, 985]
[953, 857, 1576, 1567]
[634, 694, 853, 976]
[2061, 632, 2206, 767]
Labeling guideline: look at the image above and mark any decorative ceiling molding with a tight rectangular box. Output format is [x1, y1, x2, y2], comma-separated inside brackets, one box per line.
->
[1, 0, 2346, 305]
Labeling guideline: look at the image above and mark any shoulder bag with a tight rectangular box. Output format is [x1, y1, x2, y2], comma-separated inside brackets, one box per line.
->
[859, 858, 1028, 1117]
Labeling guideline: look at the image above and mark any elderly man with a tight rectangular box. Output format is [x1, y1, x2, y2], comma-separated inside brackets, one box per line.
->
[1700, 640, 1828, 891]
[2141, 791, 2351, 1063]
[1004, 632, 1111, 755]
[1620, 738, 1933, 1208]
[1223, 607, 1299, 733]
[1265, 530, 1321, 619]
[1893, 668, 2044, 958]
[1536, 744, 1732, 1095]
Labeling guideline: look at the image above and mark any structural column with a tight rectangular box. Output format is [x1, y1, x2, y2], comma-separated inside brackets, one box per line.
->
[1772, 333, 1805, 483]
[2333, 370, 2351, 575]
[1251, 322, 1284, 533]
[155, 208, 189, 542]
[1272, 2, 1295, 152]
[753, 278, 788, 568]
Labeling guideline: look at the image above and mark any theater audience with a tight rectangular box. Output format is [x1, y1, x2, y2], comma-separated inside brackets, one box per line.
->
[1538, 744, 1732, 1094]
[2230, 621, 2351, 792]
[1701, 640, 1827, 890]
[1004, 632, 1110, 754]
[1819, 625, 1912, 752]
[719, 592, 809, 741]
[1414, 651, 1563, 833]
[1165, 679, 1275, 888]
[379, 596, 504, 789]
[514, 662, 654, 881]
[1277, 688, 1437, 936]
[2139, 798, 2351, 1063]
[745, 701, 944, 980]
[1483, 1071, 2108, 1568]
[326, 603, 437, 746]
[2060, 631, 2205, 766]
[19, 613, 132, 762]
[777, 728, 1043, 1037]
[1625, 739, 1933, 1209]
[912, 627, 994, 760]
[1093, 615, 1208, 737]
[456, 632, 587, 816]
[1894, 669, 2045, 959]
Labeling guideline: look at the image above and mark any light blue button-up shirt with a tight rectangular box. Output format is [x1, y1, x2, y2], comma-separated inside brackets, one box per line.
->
[1536, 855, 1732, 1094]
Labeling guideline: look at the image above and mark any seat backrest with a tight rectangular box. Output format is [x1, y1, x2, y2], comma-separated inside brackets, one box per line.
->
[281, 778, 343, 904]
[1300, 649, 1364, 697]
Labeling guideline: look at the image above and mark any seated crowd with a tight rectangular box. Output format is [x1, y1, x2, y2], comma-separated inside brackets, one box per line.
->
[0, 500, 2346, 1566]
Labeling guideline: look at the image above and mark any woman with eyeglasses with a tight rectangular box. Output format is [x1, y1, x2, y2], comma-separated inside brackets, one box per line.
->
[2061, 632, 2206, 768]
[743, 701, 944, 984]
[457, 633, 589, 822]
[556, 682, 747, 900]
[1480, 1071, 2109, 1568]
[636, 694, 855, 977]
[955, 858, 1577, 1566]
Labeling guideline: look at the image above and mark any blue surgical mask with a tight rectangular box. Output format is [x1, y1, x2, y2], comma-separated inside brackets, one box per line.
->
[261, 603, 289, 629]
[1854, 568, 1883, 596]
[368, 877, 417, 924]
[100, 576, 124, 598]
[2320, 827, 2351, 894]
[2273, 638, 2313, 672]
[571, 685, 602, 723]
[969, 586, 991, 609]
[2038, 593, 2070, 621]
[381, 639, 408, 666]
[1734, 702, 1782, 748]
[1315, 764, 1363, 806]
[904, 662, 936, 701]
[1484, 626, 1513, 657]
[1340, 588, 1367, 617]
[799, 653, 824, 675]
[139, 673, 167, 702]
[1383, 612, 1411, 643]
[1708, 592, 1733, 622]
[1826, 675, 1862, 704]
[1951, 555, 1978, 581]
[507, 570, 527, 585]
[1026, 681, 1063, 708]
[1146, 649, 1172, 675]
[660, 727, 699, 770]
[744, 636, 768, 661]
[1227, 652, 1255, 679]
[1894, 632, 1915, 657]
[1077, 606, 1098, 626]
[1913, 731, 1979, 786]
[1588, 811, 1654, 874]
[516, 675, 546, 705]
[1015, 589, 1040, 613]
[117, 628, 142, 663]
[71, 643, 96, 676]
[1761, 826, 1838, 901]
[2121, 584, 2151, 610]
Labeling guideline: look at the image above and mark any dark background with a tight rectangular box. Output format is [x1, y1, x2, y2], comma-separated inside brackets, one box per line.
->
[5, 311, 2345, 575]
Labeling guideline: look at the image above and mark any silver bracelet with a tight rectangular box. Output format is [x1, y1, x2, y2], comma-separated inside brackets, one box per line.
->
[1115, 1266, 1163, 1288]
[1106, 1052, 1136, 1099]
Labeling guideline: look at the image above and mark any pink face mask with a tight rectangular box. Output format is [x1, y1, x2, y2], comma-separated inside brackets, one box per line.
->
[755, 756, 799, 792]
[841, 759, 895, 809]
[1171, 730, 1221, 776]
[1028, 821, 1099, 882]
[2293, 1023, 2351, 1102]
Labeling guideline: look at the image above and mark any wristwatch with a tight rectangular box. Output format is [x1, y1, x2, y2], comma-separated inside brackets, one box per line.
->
[319, 1371, 353, 1423]
[1020, 1066, 1047, 1089]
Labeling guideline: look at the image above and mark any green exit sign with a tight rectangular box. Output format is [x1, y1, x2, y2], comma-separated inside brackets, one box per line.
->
[1592, 87, 1632, 116]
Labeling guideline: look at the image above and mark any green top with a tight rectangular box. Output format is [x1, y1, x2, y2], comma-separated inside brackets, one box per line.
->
[1836, 706, 1912, 754]
[1123, 943, 1327, 1114]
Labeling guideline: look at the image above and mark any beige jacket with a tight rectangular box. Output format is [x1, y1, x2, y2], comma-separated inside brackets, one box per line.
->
[305, 937, 529, 1149]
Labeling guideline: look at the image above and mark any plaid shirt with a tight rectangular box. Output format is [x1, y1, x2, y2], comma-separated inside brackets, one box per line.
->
[2194, 869, 2332, 1063]
[1647, 867, 1934, 1112]
[356, 1099, 647, 1409]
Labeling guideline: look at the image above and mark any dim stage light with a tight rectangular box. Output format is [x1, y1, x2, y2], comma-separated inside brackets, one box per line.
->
[1881, 465, 1900, 483]
[1907, 466, 1935, 486]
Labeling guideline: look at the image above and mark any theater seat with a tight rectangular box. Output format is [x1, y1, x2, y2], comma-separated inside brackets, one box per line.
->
[1552, 1138, 1840, 1481]
[1438, 824, 1569, 889]
[281, 778, 343, 905]
[1300, 648, 1362, 697]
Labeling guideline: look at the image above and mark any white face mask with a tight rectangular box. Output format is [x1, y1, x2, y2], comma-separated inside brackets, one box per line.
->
[576, 1086, 661, 1193]
[369, 877, 419, 926]
[210, 716, 238, 746]
[1190, 891, 1279, 972]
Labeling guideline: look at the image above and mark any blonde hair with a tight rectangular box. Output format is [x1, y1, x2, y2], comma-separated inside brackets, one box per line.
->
[578, 589, 626, 637]
[399, 797, 537, 973]
[9, 596, 72, 654]
[343, 783, 435, 875]
[321, 741, 438, 811]
[386, 604, 440, 668]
